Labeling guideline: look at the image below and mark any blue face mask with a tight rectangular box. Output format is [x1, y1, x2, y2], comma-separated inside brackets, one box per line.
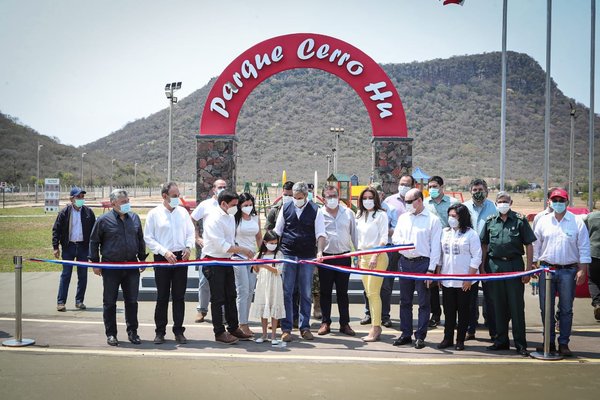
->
[429, 188, 440, 199]
[119, 203, 131, 214]
[169, 197, 179, 208]
[551, 201, 566, 214]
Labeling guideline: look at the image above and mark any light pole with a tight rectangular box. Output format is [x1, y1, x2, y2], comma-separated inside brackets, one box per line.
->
[330, 127, 344, 174]
[110, 159, 116, 193]
[134, 162, 138, 198]
[80, 152, 87, 188]
[568, 103, 576, 206]
[165, 82, 182, 182]
[35, 142, 43, 203]
[325, 154, 332, 178]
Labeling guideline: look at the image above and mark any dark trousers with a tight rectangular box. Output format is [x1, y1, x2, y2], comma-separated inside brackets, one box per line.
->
[102, 269, 140, 337]
[398, 256, 430, 340]
[364, 251, 399, 320]
[430, 281, 442, 320]
[154, 252, 188, 336]
[467, 282, 496, 338]
[318, 254, 351, 326]
[442, 285, 471, 343]
[203, 262, 239, 336]
[467, 282, 479, 334]
[490, 278, 527, 350]
[57, 242, 89, 305]
[589, 257, 600, 307]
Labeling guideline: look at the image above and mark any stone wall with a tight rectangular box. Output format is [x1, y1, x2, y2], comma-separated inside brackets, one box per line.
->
[371, 137, 413, 196]
[196, 135, 237, 202]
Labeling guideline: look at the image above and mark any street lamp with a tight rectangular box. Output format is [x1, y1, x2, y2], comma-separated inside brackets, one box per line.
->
[330, 127, 344, 174]
[110, 159, 116, 193]
[568, 103, 576, 206]
[35, 142, 43, 203]
[325, 154, 332, 178]
[81, 152, 87, 187]
[134, 162, 138, 198]
[165, 81, 182, 182]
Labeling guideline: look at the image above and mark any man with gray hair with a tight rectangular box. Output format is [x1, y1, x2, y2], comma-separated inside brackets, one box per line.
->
[275, 181, 326, 342]
[480, 191, 536, 356]
[89, 189, 147, 346]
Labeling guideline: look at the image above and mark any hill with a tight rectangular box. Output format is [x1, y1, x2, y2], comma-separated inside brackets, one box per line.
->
[2, 51, 599, 191]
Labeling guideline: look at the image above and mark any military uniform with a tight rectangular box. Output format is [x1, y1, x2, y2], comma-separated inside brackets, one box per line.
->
[480, 210, 536, 351]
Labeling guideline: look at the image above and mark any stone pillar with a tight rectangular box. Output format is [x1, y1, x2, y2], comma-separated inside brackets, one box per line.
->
[196, 135, 237, 202]
[371, 137, 413, 196]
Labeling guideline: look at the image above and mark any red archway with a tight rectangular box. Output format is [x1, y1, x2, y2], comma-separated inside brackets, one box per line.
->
[199, 33, 407, 137]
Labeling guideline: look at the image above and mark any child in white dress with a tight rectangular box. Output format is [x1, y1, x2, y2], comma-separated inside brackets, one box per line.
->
[252, 230, 286, 346]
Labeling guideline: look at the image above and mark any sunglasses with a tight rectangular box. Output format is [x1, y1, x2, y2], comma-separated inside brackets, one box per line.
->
[405, 198, 418, 204]
[551, 198, 567, 203]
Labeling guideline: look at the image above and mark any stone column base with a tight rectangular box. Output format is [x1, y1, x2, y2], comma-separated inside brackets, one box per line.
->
[196, 135, 237, 202]
[371, 137, 413, 196]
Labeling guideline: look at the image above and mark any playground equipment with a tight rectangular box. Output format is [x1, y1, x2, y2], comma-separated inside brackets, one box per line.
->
[242, 182, 275, 216]
[327, 173, 353, 207]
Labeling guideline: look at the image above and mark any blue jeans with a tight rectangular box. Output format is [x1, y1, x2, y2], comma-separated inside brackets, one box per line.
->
[233, 265, 257, 325]
[57, 242, 89, 305]
[398, 256, 430, 340]
[196, 267, 211, 313]
[539, 267, 577, 345]
[281, 255, 314, 332]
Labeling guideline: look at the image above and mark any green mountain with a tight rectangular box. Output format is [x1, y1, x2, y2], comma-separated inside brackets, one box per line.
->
[2, 51, 599, 192]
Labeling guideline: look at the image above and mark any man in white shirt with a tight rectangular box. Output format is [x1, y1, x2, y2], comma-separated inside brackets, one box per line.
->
[317, 185, 357, 337]
[275, 182, 326, 342]
[191, 178, 227, 322]
[144, 182, 196, 345]
[533, 188, 591, 356]
[391, 188, 442, 349]
[202, 190, 255, 344]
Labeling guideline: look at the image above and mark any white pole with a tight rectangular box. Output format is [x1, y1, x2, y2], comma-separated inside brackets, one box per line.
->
[167, 97, 173, 182]
[500, 0, 508, 191]
[589, 0, 596, 212]
[543, 0, 552, 206]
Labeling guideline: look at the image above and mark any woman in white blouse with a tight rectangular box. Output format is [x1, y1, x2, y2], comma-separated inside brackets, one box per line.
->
[234, 193, 263, 336]
[437, 203, 482, 351]
[356, 187, 389, 342]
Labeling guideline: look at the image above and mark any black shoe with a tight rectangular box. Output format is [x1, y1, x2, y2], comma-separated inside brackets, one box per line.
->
[516, 348, 530, 357]
[465, 333, 476, 341]
[381, 318, 392, 328]
[486, 343, 510, 351]
[414, 339, 425, 349]
[393, 336, 412, 346]
[437, 339, 453, 349]
[175, 334, 187, 344]
[360, 315, 371, 325]
[128, 333, 141, 345]
[107, 335, 119, 346]
[535, 343, 557, 353]
[154, 334, 165, 344]
[455, 341, 465, 351]
[428, 318, 440, 328]
[558, 344, 572, 356]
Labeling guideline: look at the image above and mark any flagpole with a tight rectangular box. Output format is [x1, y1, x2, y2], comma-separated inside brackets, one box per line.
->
[500, 0, 508, 191]
[543, 0, 552, 206]
[589, 0, 596, 212]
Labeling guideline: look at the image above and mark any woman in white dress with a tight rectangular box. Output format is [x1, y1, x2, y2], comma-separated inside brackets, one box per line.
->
[437, 203, 482, 351]
[234, 193, 262, 336]
[252, 230, 286, 345]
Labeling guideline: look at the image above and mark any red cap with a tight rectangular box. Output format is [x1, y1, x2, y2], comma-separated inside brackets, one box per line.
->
[549, 188, 568, 200]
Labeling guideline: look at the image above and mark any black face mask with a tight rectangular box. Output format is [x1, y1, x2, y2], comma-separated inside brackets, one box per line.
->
[472, 192, 486, 202]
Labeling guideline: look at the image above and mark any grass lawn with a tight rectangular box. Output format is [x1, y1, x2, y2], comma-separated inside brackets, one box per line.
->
[0, 207, 148, 273]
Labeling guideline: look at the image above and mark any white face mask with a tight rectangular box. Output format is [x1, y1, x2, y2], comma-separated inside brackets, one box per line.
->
[241, 206, 253, 215]
[216, 188, 225, 196]
[405, 203, 416, 214]
[265, 243, 278, 251]
[227, 206, 238, 215]
[448, 216, 459, 229]
[293, 198, 306, 208]
[282, 195, 293, 204]
[398, 185, 410, 197]
[496, 203, 510, 215]
[326, 198, 339, 209]
[363, 199, 375, 210]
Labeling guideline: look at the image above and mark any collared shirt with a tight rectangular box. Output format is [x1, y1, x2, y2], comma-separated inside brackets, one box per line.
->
[355, 209, 388, 250]
[481, 210, 536, 260]
[584, 211, 600, 259]
[274, 201, 326, 240]
[533, 211, 592, 265]
[532, 207, 552, 231]
[440, 227, 482, 288]
[89, 210, 147, 263]
[383, 193, 405, 229]
[191, 197, 218, 222]
[464, 199, 496, 236]
[69, 207, 83, 242]
[144, 204, 196, 256]
[392, 207, 442, 271]
[202, 206, 236, 258]
[424, 194, 459, 228]
[381, 202, 397, 244]
[322, 204, 357, 254]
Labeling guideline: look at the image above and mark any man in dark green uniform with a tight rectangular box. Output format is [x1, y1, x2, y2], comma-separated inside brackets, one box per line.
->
[480, 191, 536, 356]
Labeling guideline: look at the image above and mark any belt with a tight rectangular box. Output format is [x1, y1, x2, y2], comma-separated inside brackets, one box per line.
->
[401, 255, 429, 262]
[323, 251, 350, 256]
[542, 263, 577, 269]
[490, 256, 518, 261]
[69, 241, 84, 245]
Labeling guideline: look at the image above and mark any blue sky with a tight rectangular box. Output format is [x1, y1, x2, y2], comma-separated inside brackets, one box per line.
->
[0, 0, 597, 146]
